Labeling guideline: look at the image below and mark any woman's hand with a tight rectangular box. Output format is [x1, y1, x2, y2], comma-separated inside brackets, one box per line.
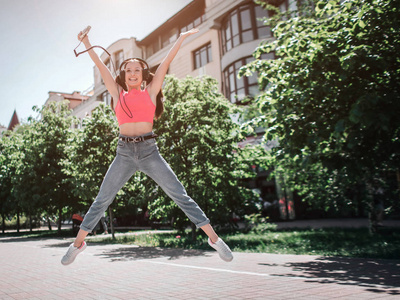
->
[77, 31, 89, 42]
[78, 26, 91, 42]
[148, 28, 199, 99]
[180, 28, 199, 38]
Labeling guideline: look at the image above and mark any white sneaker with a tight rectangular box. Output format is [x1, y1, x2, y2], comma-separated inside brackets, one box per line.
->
[208, 238, 233, 262]
[61, 241, 87, 266]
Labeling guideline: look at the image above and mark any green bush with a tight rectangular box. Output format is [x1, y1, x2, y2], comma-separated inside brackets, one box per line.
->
[244, 213, 277, 233]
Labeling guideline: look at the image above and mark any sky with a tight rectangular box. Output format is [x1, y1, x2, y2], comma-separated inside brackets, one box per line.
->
[0, 0, 192, 127]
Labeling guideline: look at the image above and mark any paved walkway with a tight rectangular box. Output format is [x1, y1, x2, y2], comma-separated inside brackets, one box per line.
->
[0, 234, 399, 299]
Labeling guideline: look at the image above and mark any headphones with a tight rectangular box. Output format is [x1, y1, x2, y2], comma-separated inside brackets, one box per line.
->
[117, 58, 150, 88]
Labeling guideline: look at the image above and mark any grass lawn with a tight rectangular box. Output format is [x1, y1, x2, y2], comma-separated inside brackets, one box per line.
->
[2, 225, 399, 259]
[86, 226, 400, 260]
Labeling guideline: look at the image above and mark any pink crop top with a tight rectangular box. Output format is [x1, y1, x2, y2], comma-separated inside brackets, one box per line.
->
[115, 89, 156, 126]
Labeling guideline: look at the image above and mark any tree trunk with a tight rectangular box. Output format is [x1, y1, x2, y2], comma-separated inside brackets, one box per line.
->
[191, 223, 197, 241]
[367, 179, 384, 234]
[47, 215, 52, 231]
[109, 207, 115, 240]
[29, 212, 33, 232]
[355, 184, 363, 217]
[57, 209, 62, 235]
[17, 211, 20, 233]
[1, 213, 5, 233]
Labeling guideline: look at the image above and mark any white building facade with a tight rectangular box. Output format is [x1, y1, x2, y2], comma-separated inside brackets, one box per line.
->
[77, 0, 289, 122]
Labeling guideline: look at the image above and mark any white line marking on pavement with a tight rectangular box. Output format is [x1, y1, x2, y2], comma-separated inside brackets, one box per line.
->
[137, 260, 399, 289]
[137, 260, 303, 279]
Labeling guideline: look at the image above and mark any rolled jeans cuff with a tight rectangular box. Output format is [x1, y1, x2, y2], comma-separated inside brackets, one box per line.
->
[79, 224, 93, 233]
[196, 218, 210, 228]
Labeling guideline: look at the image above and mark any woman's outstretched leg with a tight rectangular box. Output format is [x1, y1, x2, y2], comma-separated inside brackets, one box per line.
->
[73, 229, 89, 247]
[201, 223, 218, 243]
[140, 145, 233, 262]
[62, 144, 137, 266]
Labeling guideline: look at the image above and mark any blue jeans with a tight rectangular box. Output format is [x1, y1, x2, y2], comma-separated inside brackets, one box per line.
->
[80, 132, 210, 232]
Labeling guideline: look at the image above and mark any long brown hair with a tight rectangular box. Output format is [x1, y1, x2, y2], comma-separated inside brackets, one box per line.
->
[114, 59, 164, 119]
[145, 71, 164, 120]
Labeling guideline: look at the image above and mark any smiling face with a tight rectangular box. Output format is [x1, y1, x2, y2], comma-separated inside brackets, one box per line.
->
[124, 60, 144, 90]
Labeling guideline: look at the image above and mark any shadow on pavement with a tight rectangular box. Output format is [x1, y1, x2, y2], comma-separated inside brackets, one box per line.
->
[269, 256, 400, 295]
[1, 235, 210, 261]
[94, 246, 210, 262]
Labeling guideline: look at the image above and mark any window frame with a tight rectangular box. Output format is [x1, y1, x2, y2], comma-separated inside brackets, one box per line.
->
[193, 42, 212, 70]
[221, 3, 271, 54]
[180, 14, 204, 34]
[222, 53, 275, 104]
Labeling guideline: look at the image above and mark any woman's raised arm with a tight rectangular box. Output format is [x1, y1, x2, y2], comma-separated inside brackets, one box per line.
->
[78, 32, 119, 101]
[147, 28, 199, 99]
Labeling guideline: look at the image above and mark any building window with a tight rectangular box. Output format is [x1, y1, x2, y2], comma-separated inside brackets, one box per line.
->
[223, 53, 274, 104]
[180, 14, 204, 34]
[221, 4, 271, 54]
[115, 50, 124, 69]
[146, 12, 204, 58]
[102, 91, 111, 106]
[193, 43, 212, 69]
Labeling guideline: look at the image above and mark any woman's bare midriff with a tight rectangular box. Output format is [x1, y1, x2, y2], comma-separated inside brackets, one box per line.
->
[119, 122, 153, 137]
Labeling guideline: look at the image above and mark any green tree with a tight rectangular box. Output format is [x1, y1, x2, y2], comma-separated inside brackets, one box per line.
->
[151, 75, 258, 237]
[65, 103, 120, 235]
[66, 104, 118, 208]
[0, 131, 23, 232]
[240, 0, 400, 230]
[13, 102, 76, 233]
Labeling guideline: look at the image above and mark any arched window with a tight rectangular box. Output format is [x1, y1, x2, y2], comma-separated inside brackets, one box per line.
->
[223, 53, 274, 103]
[221, 3, 271, 54]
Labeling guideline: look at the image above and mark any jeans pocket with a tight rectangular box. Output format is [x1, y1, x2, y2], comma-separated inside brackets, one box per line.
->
[144, 138, 155, 146]
[117, 140, 126, 148]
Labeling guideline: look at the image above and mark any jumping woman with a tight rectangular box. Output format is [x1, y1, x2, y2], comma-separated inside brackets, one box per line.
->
[61, 28, 233, 265]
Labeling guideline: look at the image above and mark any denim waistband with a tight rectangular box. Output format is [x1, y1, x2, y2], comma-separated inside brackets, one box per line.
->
[119, 131, 155, 139]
